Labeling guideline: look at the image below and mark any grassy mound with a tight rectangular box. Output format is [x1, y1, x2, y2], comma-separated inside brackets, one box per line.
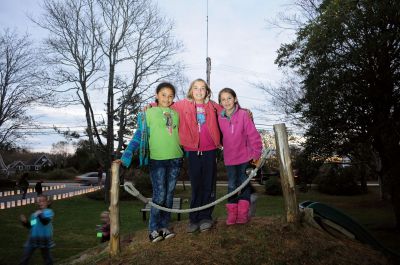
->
[70, 217, 392, 265]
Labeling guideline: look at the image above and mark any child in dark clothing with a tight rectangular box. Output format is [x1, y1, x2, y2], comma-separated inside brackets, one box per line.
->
[35, 180, 43, 196]
[19, 195, 54, 265]
[19, 173, 29, 200]
[97, 211, 110, 243]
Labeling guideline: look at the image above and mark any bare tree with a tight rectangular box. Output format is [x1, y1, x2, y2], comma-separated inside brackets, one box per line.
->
[36, 0, 105, 160]
[254, 70, 305, 126]
[50, 140, 72, 168]
[113, 3, 184, 152]
[36, 0, 184, 200]
[0, 29, 50, 149]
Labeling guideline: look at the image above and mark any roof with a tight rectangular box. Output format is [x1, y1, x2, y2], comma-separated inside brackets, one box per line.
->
[25, 155, 53, 166]
[0, 154, 7, 170]
[7, 160, 26, 169]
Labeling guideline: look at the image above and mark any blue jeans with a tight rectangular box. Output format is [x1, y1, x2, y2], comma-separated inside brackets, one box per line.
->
[149, 158, 182, 232]
[226, 162, 251, 203]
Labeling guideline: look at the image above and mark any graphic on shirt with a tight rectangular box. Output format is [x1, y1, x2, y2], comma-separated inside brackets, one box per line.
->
[163, 111, 173, 135]
[196, 105, 206, 126]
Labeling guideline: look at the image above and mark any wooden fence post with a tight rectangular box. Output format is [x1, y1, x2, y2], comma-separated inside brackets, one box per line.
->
[273, 123, 300, 223]
[109, 161, 120, 256]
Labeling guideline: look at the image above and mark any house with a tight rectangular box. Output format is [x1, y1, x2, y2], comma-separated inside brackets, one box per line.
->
[7, 160, 27, 174]
[25, 155, 54, 171]
[7, 155, 54, 174]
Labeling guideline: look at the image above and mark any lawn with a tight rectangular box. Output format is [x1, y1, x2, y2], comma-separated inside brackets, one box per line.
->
[0, 185, 398, 265]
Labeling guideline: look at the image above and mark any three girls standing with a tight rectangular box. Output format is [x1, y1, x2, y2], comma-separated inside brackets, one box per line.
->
[122, 79, 261, 241]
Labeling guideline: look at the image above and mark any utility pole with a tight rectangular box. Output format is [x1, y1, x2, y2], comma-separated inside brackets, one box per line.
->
[206, 0, 211, 86]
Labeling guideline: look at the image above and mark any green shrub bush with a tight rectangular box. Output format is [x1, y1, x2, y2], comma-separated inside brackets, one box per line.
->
[294, 153, 323, 185]
[133, 168, 153, 197]
[29, 167, 79, 180]
[265, 175, 283, 196]
[0, 179, 16, 189]
[315, 164, 361, 195]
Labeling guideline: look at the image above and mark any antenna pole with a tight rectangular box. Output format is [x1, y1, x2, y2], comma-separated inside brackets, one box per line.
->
[206, 0, 211, 87]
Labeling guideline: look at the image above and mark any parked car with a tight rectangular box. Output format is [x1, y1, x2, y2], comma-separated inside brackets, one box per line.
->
[75, 172, 106, 186]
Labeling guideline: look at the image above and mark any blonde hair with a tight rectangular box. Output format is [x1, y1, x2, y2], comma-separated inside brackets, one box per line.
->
[187, 78, 212, 101]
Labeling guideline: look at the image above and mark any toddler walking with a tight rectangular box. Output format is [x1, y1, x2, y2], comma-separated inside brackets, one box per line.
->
[19, 195, 55, 265]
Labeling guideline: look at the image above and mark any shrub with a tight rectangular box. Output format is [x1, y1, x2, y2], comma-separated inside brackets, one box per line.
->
[294, 153, 323, 185]
[35, 167, 79, 180]
[265, 175, 283, 196]
[132, 168, 153, 197]
[0, 179, 16, 189]
[314, 164, 361, 195]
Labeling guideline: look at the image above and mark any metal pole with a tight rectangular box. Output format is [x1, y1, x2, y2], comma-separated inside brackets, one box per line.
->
[206, 0, 211, 86]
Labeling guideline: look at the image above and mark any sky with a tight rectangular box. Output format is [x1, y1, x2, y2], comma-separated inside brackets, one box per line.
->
[0, 0, 296, 152]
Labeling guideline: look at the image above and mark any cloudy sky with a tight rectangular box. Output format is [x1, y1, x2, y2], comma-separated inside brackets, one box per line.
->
[0, 0, 295, 152]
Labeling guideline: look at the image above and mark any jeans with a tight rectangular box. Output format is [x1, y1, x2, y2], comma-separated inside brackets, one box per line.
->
[149, 158, 182, 232]
[226, 162, 251, 203]
[187, 150, 217, 224]
[19, 246, 53, 265]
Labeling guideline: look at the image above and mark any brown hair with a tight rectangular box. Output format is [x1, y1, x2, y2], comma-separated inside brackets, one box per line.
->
[218, 87, 238, 104]
[155, 82, 176, 104]
[187, 78, 212, 101]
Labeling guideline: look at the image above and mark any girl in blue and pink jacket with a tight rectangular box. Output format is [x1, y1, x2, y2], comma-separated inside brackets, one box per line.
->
[218, 87, 263, 225]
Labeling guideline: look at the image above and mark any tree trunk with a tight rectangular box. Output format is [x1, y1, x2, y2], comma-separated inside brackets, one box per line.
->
[358, 164, 368, 193]
[105, 63, 115, 203]
[391, 186, 400, 230]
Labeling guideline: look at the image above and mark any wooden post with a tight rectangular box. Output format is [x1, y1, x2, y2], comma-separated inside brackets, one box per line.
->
[273, 123, 299, 223]
[109, 161, 120, 256]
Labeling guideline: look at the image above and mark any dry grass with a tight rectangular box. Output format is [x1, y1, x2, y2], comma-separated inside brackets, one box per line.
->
[77, 217, 392, 265]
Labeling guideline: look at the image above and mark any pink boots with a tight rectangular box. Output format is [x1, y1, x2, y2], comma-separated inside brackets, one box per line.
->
[225, 203, 238, 225]
[226, 200, 250, 225]
[236, 200, 250, 224]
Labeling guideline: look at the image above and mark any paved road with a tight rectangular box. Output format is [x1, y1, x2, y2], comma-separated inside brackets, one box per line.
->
[0, 182, 102, 205]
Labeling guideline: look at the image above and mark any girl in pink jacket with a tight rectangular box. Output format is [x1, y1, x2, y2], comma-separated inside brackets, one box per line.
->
[166, 79, 222, 233]
[218, 88, 263, 225]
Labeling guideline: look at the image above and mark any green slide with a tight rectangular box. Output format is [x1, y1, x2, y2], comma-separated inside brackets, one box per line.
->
[299, 201, 399, 258]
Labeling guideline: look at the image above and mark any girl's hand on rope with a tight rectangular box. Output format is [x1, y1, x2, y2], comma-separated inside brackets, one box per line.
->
[251, 158, 260, 167]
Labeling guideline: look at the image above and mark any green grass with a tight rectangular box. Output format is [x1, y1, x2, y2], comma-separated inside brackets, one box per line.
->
[0, 185, 398, 265]
[0, 195, 148, 265]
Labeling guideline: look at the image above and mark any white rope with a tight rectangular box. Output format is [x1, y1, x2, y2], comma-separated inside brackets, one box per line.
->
[124, 149, 273, 213]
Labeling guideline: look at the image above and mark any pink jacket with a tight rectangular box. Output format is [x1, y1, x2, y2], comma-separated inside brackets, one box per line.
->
[218, 106, 262, 165]
[171, 99, 222, 151]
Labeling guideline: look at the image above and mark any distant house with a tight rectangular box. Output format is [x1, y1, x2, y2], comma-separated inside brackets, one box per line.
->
[0, 154, 8, 178]
[7, 160, 26, 175]
[25, 155, 54, 171]
[7, 155, 54, 175]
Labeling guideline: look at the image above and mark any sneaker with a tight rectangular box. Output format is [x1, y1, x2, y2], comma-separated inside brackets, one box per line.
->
[199, 220, 213, 232]
[149, 230, 163, 242]
[161, 228, 176, 239]
[187, 223, 199, 233]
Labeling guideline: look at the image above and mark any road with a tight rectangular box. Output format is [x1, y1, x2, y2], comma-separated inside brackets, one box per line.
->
[0, 182, 102, 209]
